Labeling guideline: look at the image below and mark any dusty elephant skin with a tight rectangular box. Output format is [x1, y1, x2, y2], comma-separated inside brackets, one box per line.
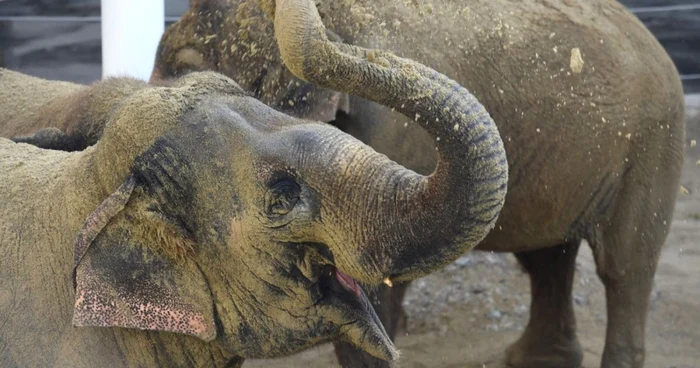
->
[148, 0, 686, 367]
[0, 70, 147, 151]
[0, 1, 509, 366]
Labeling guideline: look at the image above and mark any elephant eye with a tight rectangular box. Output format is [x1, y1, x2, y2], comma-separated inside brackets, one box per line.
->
[267, 178, 301, 216]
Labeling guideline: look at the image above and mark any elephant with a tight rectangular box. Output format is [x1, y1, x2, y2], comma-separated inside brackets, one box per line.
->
[0, 1, 509, 366]
[148, 0, 687, 367]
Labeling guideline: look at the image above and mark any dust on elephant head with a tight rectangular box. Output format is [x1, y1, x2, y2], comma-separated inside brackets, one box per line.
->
[73, 0, 508, 362]
[74, 74, 394, 359]
[151, 0, 348, 124]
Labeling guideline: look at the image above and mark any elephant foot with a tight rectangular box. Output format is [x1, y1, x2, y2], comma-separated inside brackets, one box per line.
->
[601, 344, 645, 368]
[505, 332, 583, 368]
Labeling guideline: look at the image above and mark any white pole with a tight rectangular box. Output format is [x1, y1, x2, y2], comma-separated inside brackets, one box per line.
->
[101, 0, 164, 81]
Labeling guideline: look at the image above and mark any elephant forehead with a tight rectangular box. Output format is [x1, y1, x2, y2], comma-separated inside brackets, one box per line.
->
[189, 95, 305, 136]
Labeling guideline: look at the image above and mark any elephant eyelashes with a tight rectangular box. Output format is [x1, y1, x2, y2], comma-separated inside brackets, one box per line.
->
[266, 178, 301, 217]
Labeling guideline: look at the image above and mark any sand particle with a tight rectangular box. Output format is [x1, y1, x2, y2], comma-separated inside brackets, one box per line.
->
[570, 48, 584, 74]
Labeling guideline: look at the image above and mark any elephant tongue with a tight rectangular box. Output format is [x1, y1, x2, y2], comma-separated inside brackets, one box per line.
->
[335, 269, 361, 298]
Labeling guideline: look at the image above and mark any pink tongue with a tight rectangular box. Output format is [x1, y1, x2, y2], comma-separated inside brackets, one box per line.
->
[335, 269, 361, 298]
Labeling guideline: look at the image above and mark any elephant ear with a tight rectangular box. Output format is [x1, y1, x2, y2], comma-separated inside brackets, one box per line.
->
[71, 176, 216, 341]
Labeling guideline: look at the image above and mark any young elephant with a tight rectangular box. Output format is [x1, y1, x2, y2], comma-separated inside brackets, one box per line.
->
[152, 0, 686, 367]
[0, 1, 508, 366]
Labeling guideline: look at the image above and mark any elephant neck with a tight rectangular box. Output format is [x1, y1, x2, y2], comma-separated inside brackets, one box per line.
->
[0, 143, 99, 364]
[0, 141, 239, 366]
[54, 148, 109, 239]
[0, 143, 102, 254]
[2, 146, 106, 286]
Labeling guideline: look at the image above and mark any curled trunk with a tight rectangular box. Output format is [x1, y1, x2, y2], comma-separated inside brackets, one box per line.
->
[264, 0, 509, 283]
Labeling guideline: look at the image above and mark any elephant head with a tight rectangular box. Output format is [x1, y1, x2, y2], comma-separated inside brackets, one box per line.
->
[82, 0, 507, 361]
[151, 0, 349, 124]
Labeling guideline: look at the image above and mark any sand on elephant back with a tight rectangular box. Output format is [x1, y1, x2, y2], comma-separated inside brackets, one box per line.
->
[246, 96, 700, 368]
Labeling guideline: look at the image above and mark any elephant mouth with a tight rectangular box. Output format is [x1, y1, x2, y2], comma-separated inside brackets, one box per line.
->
[316, 264, 396, 361]
[299, 243, 363, 300]
[289, 245, 395, 360]
[334, 268, 361, 298]
[318, 264, 365, 303]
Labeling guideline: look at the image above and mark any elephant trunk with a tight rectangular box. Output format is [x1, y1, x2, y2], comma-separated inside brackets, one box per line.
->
[268, 0, 508, 283]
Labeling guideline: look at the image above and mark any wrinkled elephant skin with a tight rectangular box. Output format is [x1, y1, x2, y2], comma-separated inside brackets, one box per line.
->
[150, 1, 686, 368]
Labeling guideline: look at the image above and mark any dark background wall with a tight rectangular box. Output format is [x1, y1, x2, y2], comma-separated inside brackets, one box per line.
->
[1, 0, 698, 92]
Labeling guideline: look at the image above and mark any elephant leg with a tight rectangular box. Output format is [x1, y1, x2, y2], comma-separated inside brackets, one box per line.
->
[595, 259, 654, 368]
[333, 282, 410, 368]
[589, 209, 667, 367]
[506, 241, 583, 368]
[587, 149, 679, 368]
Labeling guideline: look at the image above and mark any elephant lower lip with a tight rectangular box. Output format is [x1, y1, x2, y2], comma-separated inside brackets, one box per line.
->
[334, 269, 361, 298]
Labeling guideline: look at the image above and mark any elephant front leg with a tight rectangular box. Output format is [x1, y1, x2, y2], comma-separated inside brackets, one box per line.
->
[506, 242, 583, 368]
[333, 282, 410, 368]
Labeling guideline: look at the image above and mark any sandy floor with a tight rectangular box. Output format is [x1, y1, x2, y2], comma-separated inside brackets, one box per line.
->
[247, 95, 700, 368]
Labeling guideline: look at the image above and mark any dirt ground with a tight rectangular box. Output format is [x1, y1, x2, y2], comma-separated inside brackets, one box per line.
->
[248, 96, 700, 368]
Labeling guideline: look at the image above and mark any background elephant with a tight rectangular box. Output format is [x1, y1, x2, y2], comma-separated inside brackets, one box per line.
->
[0, 1, 509, 366]
[150, 1, 686, 367]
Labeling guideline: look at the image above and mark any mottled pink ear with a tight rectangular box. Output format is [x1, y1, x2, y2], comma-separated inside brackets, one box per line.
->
[73, 260, 216, 341]
[72, 179, 216, 341]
